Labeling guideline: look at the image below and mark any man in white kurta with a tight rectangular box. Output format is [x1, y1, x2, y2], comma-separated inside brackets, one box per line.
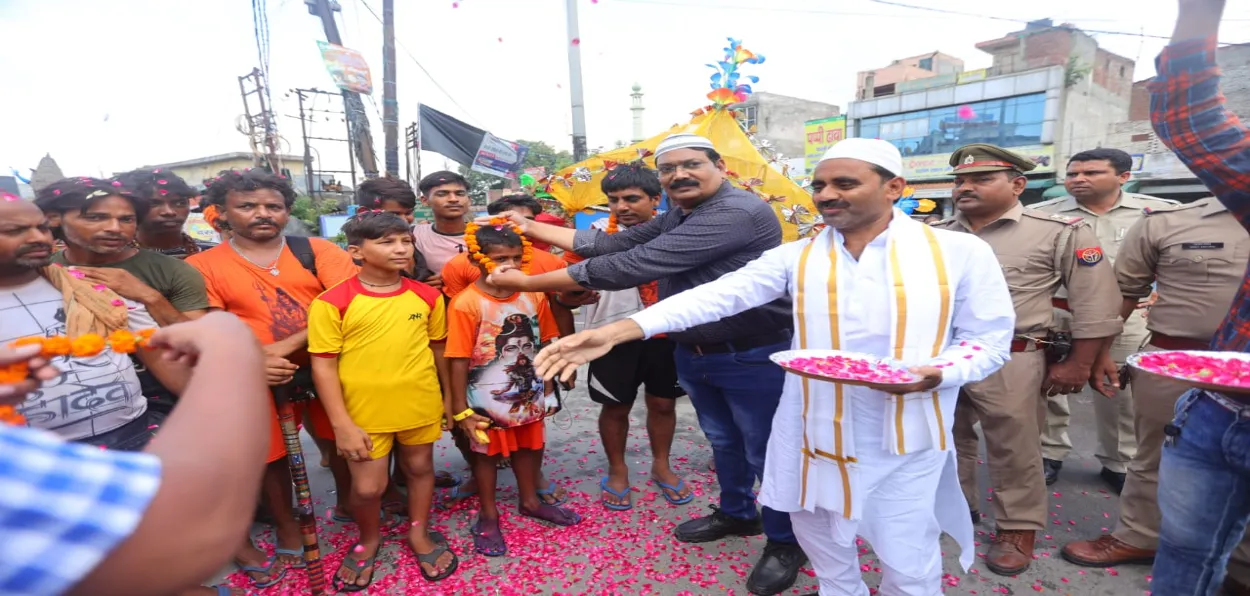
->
[534, 139, 1016, 595]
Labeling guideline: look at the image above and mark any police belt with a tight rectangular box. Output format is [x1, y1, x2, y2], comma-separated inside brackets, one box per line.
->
[1147, 333, 1210, 352]
[1010, 337, 1044, 352]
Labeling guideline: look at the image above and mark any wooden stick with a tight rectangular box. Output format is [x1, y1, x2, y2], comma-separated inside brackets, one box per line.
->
[275, 389, 326, 596]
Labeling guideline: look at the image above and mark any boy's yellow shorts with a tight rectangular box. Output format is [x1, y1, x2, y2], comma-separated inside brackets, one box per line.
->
[368, 422, 442, 460]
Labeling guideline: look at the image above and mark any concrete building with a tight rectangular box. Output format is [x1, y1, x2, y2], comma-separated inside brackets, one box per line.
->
[1103, 43, 1250, 202]
[732, 92, 840, 159]
[138, 152, 310, 195]
[845, 19, 1136, 214]
[857, 52, 965, 100]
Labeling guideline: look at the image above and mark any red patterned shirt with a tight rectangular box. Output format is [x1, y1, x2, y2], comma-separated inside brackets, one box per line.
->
[1149, 36, 1250, 351]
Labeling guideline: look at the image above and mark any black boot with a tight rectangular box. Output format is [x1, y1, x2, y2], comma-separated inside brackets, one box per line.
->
[674, 505, 763, 543]
[1043, 458, 1063, 485]
[1100, 468, 1126, 494]
[746, 541, 807, 596]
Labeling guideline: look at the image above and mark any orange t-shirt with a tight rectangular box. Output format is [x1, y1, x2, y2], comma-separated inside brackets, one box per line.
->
[445, 285, 559, 428]
[440, 249, 567, 299]
[186, 239, 359, 359]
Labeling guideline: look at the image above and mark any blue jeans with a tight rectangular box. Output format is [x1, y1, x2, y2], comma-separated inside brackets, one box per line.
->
[674, 340, 796, 544]
[1154, 389, 1250, 595]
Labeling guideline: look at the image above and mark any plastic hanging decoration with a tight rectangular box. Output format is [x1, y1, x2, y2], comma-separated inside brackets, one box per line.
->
[706, 38, 765, 108]
[896, 186, 919, 215]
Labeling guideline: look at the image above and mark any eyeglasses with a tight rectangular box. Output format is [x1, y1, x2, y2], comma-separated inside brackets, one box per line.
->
[656, 160, 709, 175]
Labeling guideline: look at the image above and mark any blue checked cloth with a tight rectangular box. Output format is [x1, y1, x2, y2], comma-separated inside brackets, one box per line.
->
[0, 425, 161, 595]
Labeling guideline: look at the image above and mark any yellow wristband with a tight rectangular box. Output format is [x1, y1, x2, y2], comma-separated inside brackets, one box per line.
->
[452, 408, 475, 422]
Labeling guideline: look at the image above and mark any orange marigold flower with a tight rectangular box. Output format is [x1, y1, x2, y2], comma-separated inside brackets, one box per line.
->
[0, 363, 29, 384]
[0, 404, 26, 425]
[107, 330, 138, 353]
[70, 334, 107, 358]
[41, 336, 72, 358]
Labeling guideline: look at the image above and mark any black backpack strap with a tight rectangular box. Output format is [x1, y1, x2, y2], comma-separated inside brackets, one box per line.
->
[285, 235, 319, 280]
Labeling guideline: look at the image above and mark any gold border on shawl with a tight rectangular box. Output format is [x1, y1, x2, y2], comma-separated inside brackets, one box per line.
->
[888, 241, 909, 455]
[922, 225, 952, 451]
[826, 242, 852, 517]
[796, 241, 815, 507]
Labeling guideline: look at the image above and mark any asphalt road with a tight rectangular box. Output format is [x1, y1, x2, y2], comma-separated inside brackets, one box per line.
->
[210, 382, 1156, 595]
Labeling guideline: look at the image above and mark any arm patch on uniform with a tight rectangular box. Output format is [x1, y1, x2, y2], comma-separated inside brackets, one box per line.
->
[1076, 247, 1104, 266]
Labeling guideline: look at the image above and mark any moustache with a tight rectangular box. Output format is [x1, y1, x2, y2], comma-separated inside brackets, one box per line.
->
[250, 219, 280, 228]
[814, 200, 851, 210]
[16, 243, 52, 256]
[669, 179, 700, 189]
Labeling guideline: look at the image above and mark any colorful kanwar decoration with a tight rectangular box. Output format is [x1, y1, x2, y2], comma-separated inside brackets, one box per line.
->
[543, 40, 819, 242]
[770, 350, 919, 387]
[706, 38, 765, 107]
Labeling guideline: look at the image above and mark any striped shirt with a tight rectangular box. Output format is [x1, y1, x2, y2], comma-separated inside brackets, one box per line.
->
[567, 181, 792, 345]
[1149, 36, 1250, 351]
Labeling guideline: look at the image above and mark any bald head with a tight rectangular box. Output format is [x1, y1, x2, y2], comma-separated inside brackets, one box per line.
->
[0, 199, 55, 277]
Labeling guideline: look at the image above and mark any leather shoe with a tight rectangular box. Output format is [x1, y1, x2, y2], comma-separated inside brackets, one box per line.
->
[674, 505, 763, 543]
[1043, 458, 1063, 485]
[1060, 534, 1155, 567]
[1100, 468, 1126, 494]
[746, 541, 807, 596]
[987, 529, 1035, 576]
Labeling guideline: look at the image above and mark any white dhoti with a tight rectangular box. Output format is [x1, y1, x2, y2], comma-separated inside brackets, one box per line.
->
[630, 212, 1016, 594]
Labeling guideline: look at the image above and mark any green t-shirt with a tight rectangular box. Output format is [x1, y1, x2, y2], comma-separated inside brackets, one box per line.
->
[51, 248, 210, 313]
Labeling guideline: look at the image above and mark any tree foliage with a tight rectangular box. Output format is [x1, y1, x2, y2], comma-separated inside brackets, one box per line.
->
[460, 139, 575, 203]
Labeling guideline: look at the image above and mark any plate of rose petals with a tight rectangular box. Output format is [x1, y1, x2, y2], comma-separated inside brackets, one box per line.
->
[1127, 350, 1250, 391]
[769, 350, 920, 388]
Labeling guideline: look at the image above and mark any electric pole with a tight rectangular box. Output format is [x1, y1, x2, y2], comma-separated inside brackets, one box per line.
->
[565, 0, 588, 161]
[306, 0, 379, 179]
[382, 0, 399, 177]
[238, 68, 282, 174]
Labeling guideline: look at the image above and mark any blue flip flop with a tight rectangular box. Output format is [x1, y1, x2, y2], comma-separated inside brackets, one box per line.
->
[274, 547, 307, 569]
[438, 483, 478, 511]
[600, 476, 634, 511]
[536, 480, 567, 506]
[653, 477, 695, 505]
[235, 555, 287, 589]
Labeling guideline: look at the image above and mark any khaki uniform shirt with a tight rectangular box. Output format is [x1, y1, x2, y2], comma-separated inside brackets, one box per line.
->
[1033, 191, 1178, 300]
[1115, 197, 1250, 341]
[935, 202, 1123, 339]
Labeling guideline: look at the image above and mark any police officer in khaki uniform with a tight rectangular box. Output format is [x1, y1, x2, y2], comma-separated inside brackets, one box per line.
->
[1032, 148, 1178, 491]
[934, 144, 1123, 576]
[1061, 197, 1250, 591]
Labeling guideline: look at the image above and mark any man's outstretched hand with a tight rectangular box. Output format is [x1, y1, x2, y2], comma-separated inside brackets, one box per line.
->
[535, 327, 622, 383]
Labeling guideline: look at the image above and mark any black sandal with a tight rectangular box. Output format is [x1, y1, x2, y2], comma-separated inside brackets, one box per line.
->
[415, 531, 459, 582]
[332, 544, 378, 593]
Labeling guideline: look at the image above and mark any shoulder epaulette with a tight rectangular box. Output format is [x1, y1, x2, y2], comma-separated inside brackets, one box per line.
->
[1023, 207, 1083, 226]
[1144, 199, 1205, 215]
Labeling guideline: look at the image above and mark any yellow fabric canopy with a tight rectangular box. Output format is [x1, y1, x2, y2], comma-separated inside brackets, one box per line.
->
[544, 108, 820, 243]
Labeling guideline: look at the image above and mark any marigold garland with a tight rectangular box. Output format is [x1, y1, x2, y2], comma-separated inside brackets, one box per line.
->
[2, 329, 157, 426]
[604, 209, 659, 235]
[464, 217, 533, 274]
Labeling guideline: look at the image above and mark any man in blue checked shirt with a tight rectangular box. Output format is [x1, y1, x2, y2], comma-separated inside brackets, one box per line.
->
[0, 312, 270, 596]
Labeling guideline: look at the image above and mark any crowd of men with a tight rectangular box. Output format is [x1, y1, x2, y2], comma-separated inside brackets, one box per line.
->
[2, 0, 1249, 594]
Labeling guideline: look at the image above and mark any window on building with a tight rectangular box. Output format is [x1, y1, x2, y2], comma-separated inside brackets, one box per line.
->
[1119, 65, 1126, 78]
[855, 92, 1048, 157]
[919, 57, 934, 71]
[743, 105, 758, 131]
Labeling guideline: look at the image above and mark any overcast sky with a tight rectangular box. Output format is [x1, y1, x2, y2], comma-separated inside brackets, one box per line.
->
[3, 0, 1249, 179]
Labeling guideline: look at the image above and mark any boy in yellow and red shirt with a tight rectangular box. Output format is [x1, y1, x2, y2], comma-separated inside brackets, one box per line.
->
[308, 212, 457, 589]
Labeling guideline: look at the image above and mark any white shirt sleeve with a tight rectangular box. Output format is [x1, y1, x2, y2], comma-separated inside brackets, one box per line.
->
[629, 242, 795, 339]
[926, 236, 1016, 390]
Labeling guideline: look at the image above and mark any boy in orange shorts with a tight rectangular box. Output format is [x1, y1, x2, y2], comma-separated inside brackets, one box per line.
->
[308, 212, 457, 588]
[447, 218, 582, 557]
